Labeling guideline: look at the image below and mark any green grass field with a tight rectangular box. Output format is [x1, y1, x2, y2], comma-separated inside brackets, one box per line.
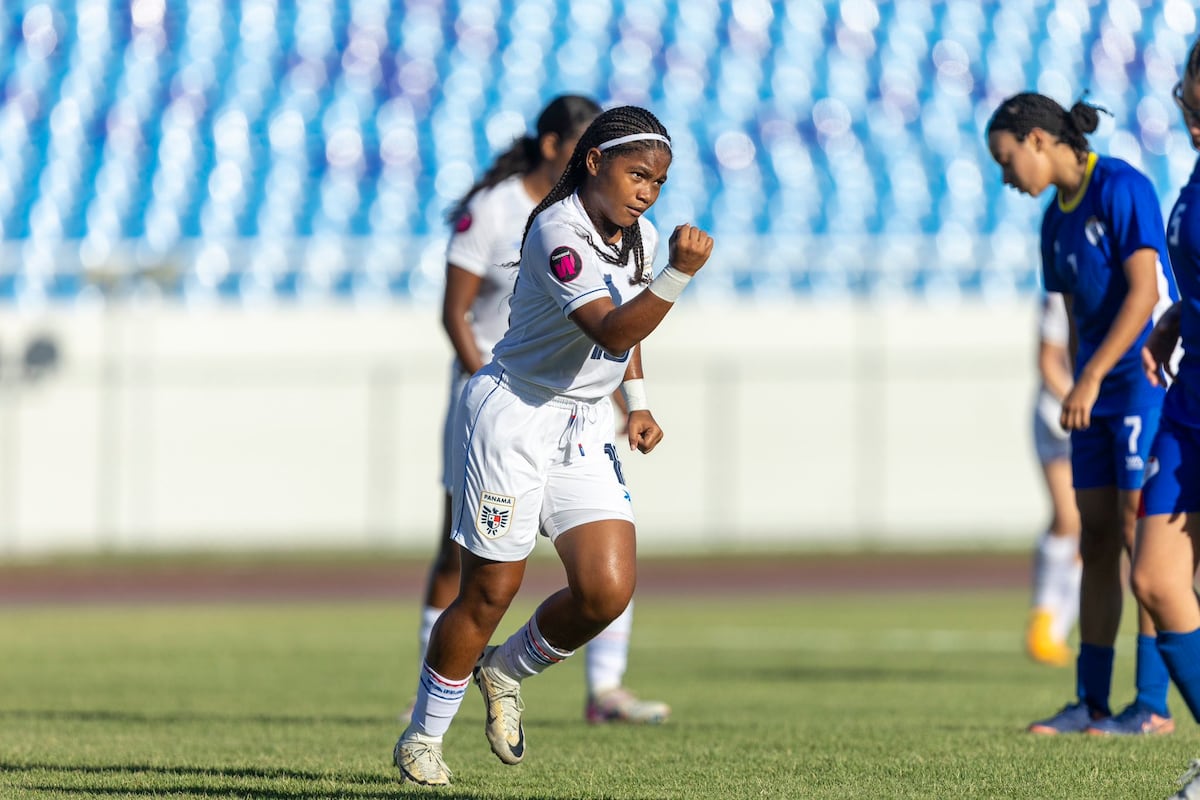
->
[1, 589, 1197, 799]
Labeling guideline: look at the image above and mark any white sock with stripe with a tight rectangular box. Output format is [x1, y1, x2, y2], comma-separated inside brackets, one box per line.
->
[491, 613, 575, 681]
[408, 661, 469, 739]
[586, 602, 632, 696]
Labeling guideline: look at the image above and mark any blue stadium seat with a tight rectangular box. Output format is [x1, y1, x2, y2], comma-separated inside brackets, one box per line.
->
[0, 1, 1193, 303]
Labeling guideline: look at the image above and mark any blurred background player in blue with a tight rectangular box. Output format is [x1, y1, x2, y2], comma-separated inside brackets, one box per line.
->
[1132, 38, 1200, 800]
[412, 94, 670, 727]
[988, 93, 1179, 736]
[1026, 290, 1082, 667]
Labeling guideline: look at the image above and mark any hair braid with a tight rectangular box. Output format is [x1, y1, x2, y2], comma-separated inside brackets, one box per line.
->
[518, 105, 671, 285]
[987, 92, 1106, 163]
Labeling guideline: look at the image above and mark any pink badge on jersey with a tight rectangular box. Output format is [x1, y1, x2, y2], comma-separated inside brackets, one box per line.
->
[550, 246, 582, 283]
[454, 212, 473, 233]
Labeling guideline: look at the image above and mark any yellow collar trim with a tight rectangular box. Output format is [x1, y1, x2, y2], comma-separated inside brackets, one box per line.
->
[1058, 152, 1097, 213]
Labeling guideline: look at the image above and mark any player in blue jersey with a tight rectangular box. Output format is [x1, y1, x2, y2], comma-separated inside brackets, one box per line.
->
[1132, 41, 1200, 799]
[988, 92, 1179, 736]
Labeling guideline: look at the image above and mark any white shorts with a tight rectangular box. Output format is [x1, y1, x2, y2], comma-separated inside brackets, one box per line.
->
[440, 363, 471, 491]
[449, 364, 635, 562]
[1033, 388, 1071, 464]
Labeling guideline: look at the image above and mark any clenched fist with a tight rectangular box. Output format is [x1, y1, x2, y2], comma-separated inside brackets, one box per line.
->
[668, 224, 714, 276]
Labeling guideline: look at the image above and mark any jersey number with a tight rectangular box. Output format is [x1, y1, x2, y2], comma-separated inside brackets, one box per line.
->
[1124, 415, 1142, 455]
[590, 345, 630, 362]
[1170, 203, 1187, 248]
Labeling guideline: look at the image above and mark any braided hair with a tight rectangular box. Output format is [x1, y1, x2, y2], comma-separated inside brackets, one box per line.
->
[519, 105, 672, 285]
[446, 95, 601, 225]
[987, 93, 1105, 163]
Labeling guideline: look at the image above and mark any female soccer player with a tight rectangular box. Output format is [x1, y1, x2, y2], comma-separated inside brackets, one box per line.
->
[987, 92, 1178, 735]
[414, 94, 669, 726]
[1026, 291, 1082, 667]
[393, 106, 712, 786]
[1132, 41, 1200, 799]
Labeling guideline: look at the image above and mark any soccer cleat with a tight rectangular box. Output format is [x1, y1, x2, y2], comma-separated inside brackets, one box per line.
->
[393, 728, 452, 786]
[1027, 701, 1107, 735]
[586, 688, 671, 724]
[1025, 608, 1072, 667]
[1170, 759, 1200, 800]
[473, 645, 526, 765]
[1086, 701, 1175, 736]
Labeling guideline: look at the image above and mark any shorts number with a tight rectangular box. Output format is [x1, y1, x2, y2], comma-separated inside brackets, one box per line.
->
[1124, 415, 1142, 455]
[604, 443, 626, 485]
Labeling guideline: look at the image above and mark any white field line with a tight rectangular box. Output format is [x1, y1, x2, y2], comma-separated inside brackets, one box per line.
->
[650, 628, 1058, 654]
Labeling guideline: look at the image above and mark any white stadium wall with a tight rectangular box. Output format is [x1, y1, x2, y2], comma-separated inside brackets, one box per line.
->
[0, 299, 1044, 557]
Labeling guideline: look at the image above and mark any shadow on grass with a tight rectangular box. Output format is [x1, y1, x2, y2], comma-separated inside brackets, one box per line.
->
[0, 708, 389, 726]
[1, 762, 648, 800]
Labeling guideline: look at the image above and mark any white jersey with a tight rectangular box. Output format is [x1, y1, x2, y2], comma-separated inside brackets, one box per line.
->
[1039, 292, 1069, 349]
[1036, 291, 1071, 446]
[492, 192, 660, 400]
[445, 175, 538, 360]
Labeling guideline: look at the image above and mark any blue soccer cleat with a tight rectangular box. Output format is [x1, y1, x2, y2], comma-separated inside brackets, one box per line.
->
[1085, 701, 1174, 736]
[1027, 701, 1107, 735]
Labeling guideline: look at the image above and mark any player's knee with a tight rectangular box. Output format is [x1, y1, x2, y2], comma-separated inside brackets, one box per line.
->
[431, 544, 462, 579]
[573, 576, 635, 625]
[1130, 563, 1168, 618]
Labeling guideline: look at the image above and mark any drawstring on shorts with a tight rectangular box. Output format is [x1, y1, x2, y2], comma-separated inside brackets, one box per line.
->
[558, 400, 598, 463]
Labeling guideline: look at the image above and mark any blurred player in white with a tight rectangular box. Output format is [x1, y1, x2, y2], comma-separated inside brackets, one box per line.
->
[412, 95, 669, 729]
[393, 105, 712, 786]
[1026, 291, 1082, 666]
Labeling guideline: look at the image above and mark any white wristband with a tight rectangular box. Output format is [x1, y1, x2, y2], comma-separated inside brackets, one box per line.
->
[647, 265, 691, 303]
[620, 378, 649, 412]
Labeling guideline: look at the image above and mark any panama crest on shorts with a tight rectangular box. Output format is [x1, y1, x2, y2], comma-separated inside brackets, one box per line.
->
[476, 490, 515, 538]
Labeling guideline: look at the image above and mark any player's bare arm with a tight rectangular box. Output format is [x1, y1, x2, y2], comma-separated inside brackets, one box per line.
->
[569, 224, 713, 354]
[1060, 248, 1160, 430]
[442, 264, 487, 374]
[1142, 301, 1182, 387]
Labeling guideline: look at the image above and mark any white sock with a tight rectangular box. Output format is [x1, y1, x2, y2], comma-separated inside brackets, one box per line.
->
[409, 661, 469, 739]
[491, 613, 575, 681]
[1051, 546, 1082, 643]
[417, 606, 444, 665]
[1033, 532, 1077, 603]
[1034, 531, 1080, 641]
[586, 601, 633, 696]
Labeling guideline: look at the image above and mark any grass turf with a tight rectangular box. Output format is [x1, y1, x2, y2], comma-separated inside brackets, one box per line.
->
[0, 590, 1196, 799]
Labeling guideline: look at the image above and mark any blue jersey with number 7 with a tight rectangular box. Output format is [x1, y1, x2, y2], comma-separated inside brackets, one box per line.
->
[1040, 153, 1177, 416]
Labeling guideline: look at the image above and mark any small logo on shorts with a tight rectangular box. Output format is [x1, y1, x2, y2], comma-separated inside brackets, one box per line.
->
[550, 246, 582, 283]
[477, 491, 515, 539]
[1126, 454, 1145, 471]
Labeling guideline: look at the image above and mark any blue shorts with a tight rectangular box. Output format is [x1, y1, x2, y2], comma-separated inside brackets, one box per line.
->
[1141, 414, 1200, 516]
[1071, 406, 1161, 491]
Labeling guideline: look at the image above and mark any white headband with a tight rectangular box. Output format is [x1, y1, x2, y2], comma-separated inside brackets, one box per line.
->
[596, 133, 671, 151]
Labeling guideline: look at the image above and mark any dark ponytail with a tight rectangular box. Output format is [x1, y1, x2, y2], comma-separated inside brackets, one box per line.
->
[447, 94, 601, 225]
[519, 105, 672, 285]
[987, 92, 1106, 161]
